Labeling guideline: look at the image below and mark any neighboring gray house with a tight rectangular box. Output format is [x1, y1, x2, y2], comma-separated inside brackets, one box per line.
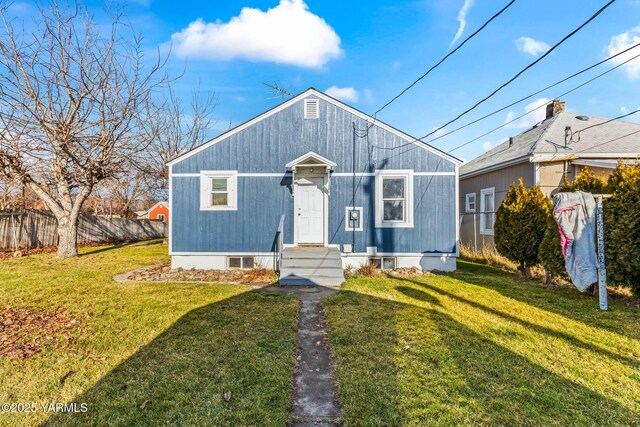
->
[460, 100, 640, 250]
[167, 88, 462, 284]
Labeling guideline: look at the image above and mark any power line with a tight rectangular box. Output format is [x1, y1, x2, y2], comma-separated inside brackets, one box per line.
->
[573, 128, 640, 154]
[423, 40, 640, 145]
[373, 0, 517, 117]
[446, 49, 640, 153]
[423, 0, 618, 140]
[570, 108, 640, 143]
[373, 46, 640, 154]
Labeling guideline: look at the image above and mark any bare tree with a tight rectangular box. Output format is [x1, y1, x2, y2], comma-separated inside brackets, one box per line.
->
[0, 2, 165, 257]
[141, 84, 217, 198]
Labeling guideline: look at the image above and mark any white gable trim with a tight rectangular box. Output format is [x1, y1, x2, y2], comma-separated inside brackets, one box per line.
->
[167, 88, 462, 167]
[285, 151, 337, 169]
[141, 201, 168, 216]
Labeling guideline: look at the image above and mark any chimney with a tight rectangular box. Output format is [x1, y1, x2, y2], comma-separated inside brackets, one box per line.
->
[546, 100, 565, 119]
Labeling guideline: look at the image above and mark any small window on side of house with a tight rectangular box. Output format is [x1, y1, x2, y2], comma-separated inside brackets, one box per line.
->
[465, 193, 476, 213]
[228, 256, 255, 269]
[382, 257, 396, 270]
[368, 257, 382, 268]
[200, 171, 238, 211]
[157, 214, 165, 222]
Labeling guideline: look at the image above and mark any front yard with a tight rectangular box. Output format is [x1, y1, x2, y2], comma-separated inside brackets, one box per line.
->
[0, 240, 297, 427]
[325, 263, 640, 426]
[1, 242, 638, 426]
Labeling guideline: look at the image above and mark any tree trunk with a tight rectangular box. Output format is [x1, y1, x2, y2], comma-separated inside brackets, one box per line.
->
[56, 215, 78, 258]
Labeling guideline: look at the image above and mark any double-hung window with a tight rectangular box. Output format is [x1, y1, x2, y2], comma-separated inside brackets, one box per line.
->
[375, 170, 413, 228]
[465, 193, 476, 213]
[200, 171, 238, 211]
[480, 187, 495, 235]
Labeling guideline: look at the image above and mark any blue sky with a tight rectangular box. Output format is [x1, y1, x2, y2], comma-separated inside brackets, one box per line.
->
[8, 0, 640, 161]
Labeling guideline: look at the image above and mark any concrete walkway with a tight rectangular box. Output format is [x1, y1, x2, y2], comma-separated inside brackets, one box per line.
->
[265, 285, 341, 426]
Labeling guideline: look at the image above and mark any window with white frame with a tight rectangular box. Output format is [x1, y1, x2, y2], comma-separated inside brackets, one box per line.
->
[157, 214, 165, 222]
[480, 187, 495, 235]
[465, 193, 476, 213]
[200, 171, 237, 211]
[228, 256, 254, 269]
[375, 171, 413, 228]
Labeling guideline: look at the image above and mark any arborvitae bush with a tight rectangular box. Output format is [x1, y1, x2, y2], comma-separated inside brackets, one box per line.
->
[495, 179, 552, 274]
[604, 163, 640, 297]
[538, 212, 569, 281]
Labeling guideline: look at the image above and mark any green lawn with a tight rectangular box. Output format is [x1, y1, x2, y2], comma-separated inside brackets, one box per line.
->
[324, 262, 640, 427]
[0, 240, 298, 427]
[2, 245, 639, 427]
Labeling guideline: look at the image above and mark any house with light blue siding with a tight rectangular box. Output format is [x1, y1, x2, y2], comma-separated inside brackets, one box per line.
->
[168, 88, 461, 285]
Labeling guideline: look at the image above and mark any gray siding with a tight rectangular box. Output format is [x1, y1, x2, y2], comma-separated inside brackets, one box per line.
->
[171, 94, 457, 255]
[459, 161, 534, 249]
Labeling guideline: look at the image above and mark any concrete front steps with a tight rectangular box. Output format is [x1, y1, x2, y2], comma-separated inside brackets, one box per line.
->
[279, 246, 345, 286]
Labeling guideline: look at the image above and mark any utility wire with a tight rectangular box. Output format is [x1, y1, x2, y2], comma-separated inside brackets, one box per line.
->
[423, 0, 618, 140]
[373, 46, 640, 154]
[573, 128, 640, 153]
[423, 41, 640, 145]
[570, 108, 640, 142]
[446, 49, 640, 153]
[373, 0, 517, 117]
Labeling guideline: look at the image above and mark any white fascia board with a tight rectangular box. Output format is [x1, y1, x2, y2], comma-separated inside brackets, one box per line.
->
[532, 153, 640, 162]
[285, 151, 337, 169]
[167, 88, 462, 168]
[460, 155, 531, 179]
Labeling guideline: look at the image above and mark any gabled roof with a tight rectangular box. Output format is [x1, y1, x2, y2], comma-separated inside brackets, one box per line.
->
[168, 88, 462, 167]
[286, 151, 337, 169]
[141, 201, 168, 215]
[461, 111, 640, 178]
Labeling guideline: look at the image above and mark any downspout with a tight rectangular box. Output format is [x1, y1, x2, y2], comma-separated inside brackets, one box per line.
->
[352, 122, 356, 253]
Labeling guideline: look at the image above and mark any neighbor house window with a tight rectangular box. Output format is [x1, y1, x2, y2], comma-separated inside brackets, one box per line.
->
[480, 187, 495, 235]
[157, 214, 165, 222]
[228, 256, 254, 269]
[465, 193, 476, 213]
[200, 171, 237, 211]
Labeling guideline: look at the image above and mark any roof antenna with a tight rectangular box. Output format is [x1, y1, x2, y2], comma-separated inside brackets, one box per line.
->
[263, 81, 292, 103]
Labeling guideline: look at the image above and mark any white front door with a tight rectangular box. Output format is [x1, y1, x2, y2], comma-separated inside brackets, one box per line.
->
[297, 177, 325, 244]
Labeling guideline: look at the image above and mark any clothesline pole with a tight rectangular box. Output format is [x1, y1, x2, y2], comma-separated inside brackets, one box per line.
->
[595, 195, 608, 311]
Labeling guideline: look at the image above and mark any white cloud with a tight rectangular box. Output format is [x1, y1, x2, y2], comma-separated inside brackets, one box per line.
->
[505, 97, 552, 129]
[325, 86, 358, 103]
[449, 0, 474, 48]
[607, 27, 640, 79]
[169, 0, 343, 68]
[482, 141, 496, 151]
[515, 37, 550, 56]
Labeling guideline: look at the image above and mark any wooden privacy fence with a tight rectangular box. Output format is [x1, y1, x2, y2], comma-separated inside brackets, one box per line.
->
[0, 210, 167, 251]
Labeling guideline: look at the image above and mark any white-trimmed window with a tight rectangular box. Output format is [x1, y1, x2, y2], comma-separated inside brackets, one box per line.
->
[345, 207, 363, 231]
[228, 256, 254, 269]
[200, 171, 237, 211]
[480, 187, 495, 235]
[368, 257, 396, 270]
[157, 214, 165, 222]
[375, 170, 413, 228]
[465, 193, 476, 213]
